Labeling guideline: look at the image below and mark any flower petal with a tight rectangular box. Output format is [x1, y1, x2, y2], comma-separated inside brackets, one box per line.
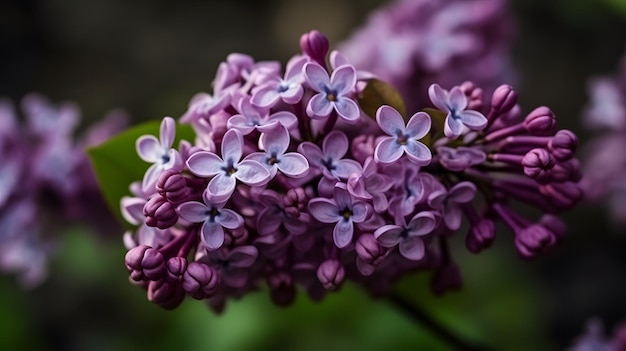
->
[374, 225, 403, 247]
[350, 202, 370, 223]
[221, 129, 243, 164]
[333, 159, 363, 179]
[330, 64, 356, 95]
[142, 163, 163, 192]
[121, 197, 146, 225]
[277, 153, 309, 178]
[448, 87, 468, 112]
[404, 140, 432, 166]
[444, 203, 462, 230]
[459, 110, 488, 130]
[235, 160, 271, 186]
[186, 151, 223, 177]
[334, 98, 360, 121]
[177, 201, 209, 223]
[444, 114, 463, 138]
[227, 115, 256, 135]
[228, 246, 258, 268]
[308, 198, 339, 223]
[257, 207, 283, 235]
[266, 111, 298, 130]
[304, 62, 330, 92]
[399, 236, 425, 260]
[280, 85, 304, 105]
[448, 181, 476, 203]
[207, 174, 236, 202]
[298, 142, 324, 168]
[428, 84, 450, 112]
[376, 105, 405, 136]
[259, 124, 290, 156]
[374, 137, 404, 164]
[405, 111, 431, 139]
[408, 211, 437, 236]
[160, 116, 176, 149]
[201, 221, 224, 250]
[251, 84, 280, 108]
[307, 93, 333, 119]
[333, 219, 354, 248]
[136, 135, 161, 163]
[216, 208, 243, 230]
[323, 131, 349, 161]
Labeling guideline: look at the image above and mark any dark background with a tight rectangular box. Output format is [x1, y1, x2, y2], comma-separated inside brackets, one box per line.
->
[1, 0, 626, 350]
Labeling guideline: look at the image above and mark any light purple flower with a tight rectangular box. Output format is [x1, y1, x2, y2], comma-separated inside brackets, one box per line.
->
[428, 84, 488, 138]
[374, 211, 437, 261]
[245, 124, 309, 178]
[304, 62, 360, 121]
[374, 105, 432, 165]
[177, 191, 243, 251]
[256, 190, 309, 236]
[200, 246, 258, 288]
[136, 117, 183, 192]
[226, 97, 297, 135]
[120, 196, 171, 249]
[428, 181, 477, 230]
[437, 146, 486, 172]
[347, 157, 392, 213]
[186, 129, 270, 202]
[308, 185, 371, 248]
[180, 92, 231, 123]
[251, 55, 307, 108]
[298, 131, 362, 180]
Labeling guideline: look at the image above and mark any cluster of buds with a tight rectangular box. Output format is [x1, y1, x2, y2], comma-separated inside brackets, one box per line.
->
[338, 0, 513, 113]
[0, 94, 126, 287]
[121, 31, 582, 311]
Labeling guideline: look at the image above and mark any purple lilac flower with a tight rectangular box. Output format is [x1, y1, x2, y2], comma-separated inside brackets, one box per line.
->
[117, 32, 581, 311]
[136, 116, 183, 192]
[374, 105, 432, 165]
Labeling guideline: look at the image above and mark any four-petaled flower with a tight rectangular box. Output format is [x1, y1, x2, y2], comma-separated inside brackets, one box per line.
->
[374, 210, 437, 261]
[428, 84, 488, 139]
[374, 105, 432, 165]
[227, 97, 297, 135]
[304, 62, 360, 121]
[177, 191, 244, 250]
[251, 55, 308, 108]
[136, 117, 183, 192]
[427, 181, 477, 230]
[245, 124, 309, 178]
[186, 129, 270, 202]
[308, 185, 372, 248]
[298, 130, 362, 180]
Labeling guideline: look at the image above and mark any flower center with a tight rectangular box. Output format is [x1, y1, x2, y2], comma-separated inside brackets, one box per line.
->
[396, 132, 409, 145]
[267, 152, 280, 166]
[206, 207, 221, 222]
[324, 86, 338, 102]
[339, 207, 353, 220]
[221, 159, 238, 176]
[161, 154, 171, 164]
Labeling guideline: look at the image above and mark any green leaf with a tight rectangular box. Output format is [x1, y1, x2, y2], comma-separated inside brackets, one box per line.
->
[86, 121, 195, 228]
[357, 78, 407, 120]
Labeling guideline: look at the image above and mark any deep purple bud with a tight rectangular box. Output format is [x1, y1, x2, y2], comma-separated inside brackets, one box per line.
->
[224, 226, 248, 247]
[125, 245, 165, 281]
[514, 224, 557, 259]
[300, 30, 329, 67]
[522, 148, 555, 183]
[459, 81, 484, 111]
[551, 159, 582, 182]
[548, 129, 578, 161]
[268, 271, 296, 307]
[539, 182, 583, 210]
[466, 219, 496, 253]
[182, 262, 218, 299]
[539, 214, 567, 239]
[283, 187, 308, 218]
[355, 233, 384, 263]
[490, 84, 517, 115]
[143, 194, 178, 229]
[156, 169, 190, 204]
[430, 262, 463, 296]
[316, 259, 345, 290]
[147, 278, 185, 310]
[166, 256, 188, 282]
[524, 106, 557, 135]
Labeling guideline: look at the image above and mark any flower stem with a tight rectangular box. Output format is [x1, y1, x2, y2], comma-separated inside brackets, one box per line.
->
[388, 292, 492, 351]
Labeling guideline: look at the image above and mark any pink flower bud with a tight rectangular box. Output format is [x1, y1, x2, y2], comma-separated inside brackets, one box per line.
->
[317, 259, 345, 290]
[524, 106, 556, 135]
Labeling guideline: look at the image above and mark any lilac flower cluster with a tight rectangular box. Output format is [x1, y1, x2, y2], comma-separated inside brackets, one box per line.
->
[581, 49, 626, 222]
[122, 31, 582, 311]
[338, 0, 514, 113]
[0, 94, 127, 287]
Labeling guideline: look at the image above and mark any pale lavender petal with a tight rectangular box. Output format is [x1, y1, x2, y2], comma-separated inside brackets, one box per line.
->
[280, 85, 304, 104]
[428, 84, 450, 112]
[444, 204, 462, 230]
[333, 219, 354, 248]
[207, 174, 236, 202]
[266, 111, 298, 130]
[160, 117, 176, 149]
[251, 84, 281, 108]
[334, 98, 360, 121]
[408, 212, 437, 236]
[227, 115, 256, 135]
[136, 135, 161, 163]
[399, 236, 425, 260]
[244, 152, 275, 176]
[177, 201, 210, 223]
[277, 153, 309, 177]
[308, 198, 340, 223]
[298, 142, 324, 168]
[333, 186, 352, 210]
[448, 182, 477, 203]
[239, 97, 265, 120]
[333, 159, 363, 179]
[221, 129, 243, 163]
[347, 175, 371, 200]
[304, 62, 330, 92]
[428, 190, 447, 209]
[376, 105, 405, 136]
[260, 124, 290, 155]
[323, 131, 349, 161]
[201, 221, 224, 250]
[214, 209, 241, 230]
[330, 64, 356, 95]
[186, 151, 223, 177]
[285, 55, 308, 82]
[444, 114, 464, 138]
[307, 93, 333, 118]
[163, 149, 183, 170]
[448, 87, 468, 112]
[374, 225, 403, 247]
[142, 163, 163, 192]
[459, 110, 488, 130]
[121, 197, 146, 225]
[405, 111, 431, 139]
[374, 137, 403, 164]
[235, 160, 271, 186]
[404, 140, 432, 165]
[350, 202, 370, 223]
[228, 246, 258, 267]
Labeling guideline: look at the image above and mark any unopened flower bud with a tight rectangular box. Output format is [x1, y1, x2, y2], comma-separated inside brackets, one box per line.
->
[514, 224, 557, 259]
[125, 245, 165, 281]
[166, 256, 188, 282]
[522, 148, 555, 183]
[156, 169, 190, 204]
[147, 278, 185, 310]
[539, 181, 583, 210]
[317, 259, 345, 290]
[144, 194, 178, 229]
[355, 233, 384, 263]
[351, 135, 376, 164]
[548, 129, 578, 161]
[283, 187, 308, 217]
[459, 81, 484, 111]
[490, 84, 517, 115]
[524, 106, 556, 135]
[466, 218, 496, 253]
[539, 214, 567, 239]
[183, 262, 218, 299]
[268, 271, 296, 307]
[300, 30, 329, 67]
